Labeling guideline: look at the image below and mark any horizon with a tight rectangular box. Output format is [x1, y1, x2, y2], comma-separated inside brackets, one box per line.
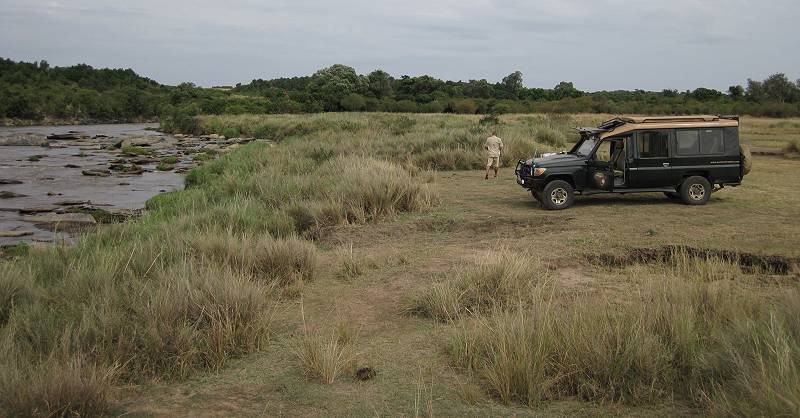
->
[1, 0, 798, 92]
[2, 56, 795, 94]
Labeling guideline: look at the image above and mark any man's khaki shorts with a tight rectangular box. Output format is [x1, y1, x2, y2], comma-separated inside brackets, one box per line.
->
[487, 157, 500, 168]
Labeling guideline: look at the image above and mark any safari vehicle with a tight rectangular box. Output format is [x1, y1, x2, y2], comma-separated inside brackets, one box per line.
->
[515, 115, 751, 210]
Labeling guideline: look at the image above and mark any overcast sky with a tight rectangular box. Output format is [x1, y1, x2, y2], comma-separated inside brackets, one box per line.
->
[1, 0, 798, 91]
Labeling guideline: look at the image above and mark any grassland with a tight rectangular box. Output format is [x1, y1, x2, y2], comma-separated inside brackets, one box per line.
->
[1, 113, 799, 417]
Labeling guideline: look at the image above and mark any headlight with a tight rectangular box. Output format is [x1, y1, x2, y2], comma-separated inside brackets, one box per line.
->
[534, 167, 547, 176]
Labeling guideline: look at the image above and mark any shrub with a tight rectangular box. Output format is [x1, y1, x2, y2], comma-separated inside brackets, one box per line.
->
[479, 114, 501, 126]
[452, 99, 478, 114]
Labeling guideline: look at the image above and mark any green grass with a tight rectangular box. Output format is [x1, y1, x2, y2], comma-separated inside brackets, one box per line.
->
[160, 155, 179, 164]
[121, 145, 153, 156]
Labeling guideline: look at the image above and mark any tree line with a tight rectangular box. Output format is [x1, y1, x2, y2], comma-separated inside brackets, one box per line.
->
[2, 58, 800, 123]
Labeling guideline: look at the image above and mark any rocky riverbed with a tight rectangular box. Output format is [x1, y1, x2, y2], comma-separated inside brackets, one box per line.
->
[0, 123, 255, 251]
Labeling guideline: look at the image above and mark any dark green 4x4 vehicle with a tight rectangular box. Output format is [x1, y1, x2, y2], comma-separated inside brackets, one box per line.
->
[515, 115, 751, 210]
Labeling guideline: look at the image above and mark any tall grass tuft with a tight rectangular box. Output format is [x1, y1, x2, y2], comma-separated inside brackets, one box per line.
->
[293, 306, 355, 384]
[406, 251, 549, 322]
[0, 351, 117, 418]
[188, 229, 319, 286]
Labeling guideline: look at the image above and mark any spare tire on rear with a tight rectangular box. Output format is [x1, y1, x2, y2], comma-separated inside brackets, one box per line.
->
[740, 144, 752, 176]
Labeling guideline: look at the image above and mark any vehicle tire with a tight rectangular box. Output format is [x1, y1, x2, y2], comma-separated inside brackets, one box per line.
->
[541, 180, 575, 210]
[530, 190, 541, 201]
[664, 191, 681, 201]
[740, 144, 752, 176]
[679, 176, 712, 205]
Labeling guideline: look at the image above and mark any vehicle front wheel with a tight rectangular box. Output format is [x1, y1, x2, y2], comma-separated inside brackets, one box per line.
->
[679, 176, 711, 205]
[541, 180, 575, 210]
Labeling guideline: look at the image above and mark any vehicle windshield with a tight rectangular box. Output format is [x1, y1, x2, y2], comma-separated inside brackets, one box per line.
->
[573, 137, 597, 156]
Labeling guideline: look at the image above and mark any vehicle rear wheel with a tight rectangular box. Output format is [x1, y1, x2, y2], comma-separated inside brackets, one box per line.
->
[664, 191, 681, 201]
[541, 180, 574, 210]
[530, 190, 541, 201]
[679, 176, 711, 205]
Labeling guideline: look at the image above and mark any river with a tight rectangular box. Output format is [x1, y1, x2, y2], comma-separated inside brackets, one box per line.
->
[0, 123, 184, 246]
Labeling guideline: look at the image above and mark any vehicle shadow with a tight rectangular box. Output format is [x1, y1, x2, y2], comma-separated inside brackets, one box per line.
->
[509, 193, 687, 209]
[573, 194, 681, 207]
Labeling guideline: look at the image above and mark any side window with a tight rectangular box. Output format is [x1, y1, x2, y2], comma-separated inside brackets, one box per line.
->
[676, 130, 700, 155]
[636, 130, 669, 158]
[594, 140, 612, 162]
[700, 129, 724, 154]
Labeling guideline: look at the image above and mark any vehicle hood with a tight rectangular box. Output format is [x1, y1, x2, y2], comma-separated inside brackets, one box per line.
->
[526, 153, 586, 167]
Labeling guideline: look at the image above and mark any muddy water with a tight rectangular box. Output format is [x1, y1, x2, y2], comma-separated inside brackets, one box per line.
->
[0, 124, 184, 245]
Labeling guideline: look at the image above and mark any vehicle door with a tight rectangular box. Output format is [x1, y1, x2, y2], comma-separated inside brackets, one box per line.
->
[628, 129, 675, 188]
[586, 139, 614, 191]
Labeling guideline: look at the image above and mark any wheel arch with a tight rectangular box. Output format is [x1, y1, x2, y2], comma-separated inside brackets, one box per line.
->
[544, 174, 576, 190]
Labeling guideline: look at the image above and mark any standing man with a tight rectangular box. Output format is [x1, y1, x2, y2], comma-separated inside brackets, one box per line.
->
[484, 131, 504, 180]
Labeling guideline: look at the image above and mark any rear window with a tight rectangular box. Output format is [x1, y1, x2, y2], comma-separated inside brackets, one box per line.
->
[676, 128, 725, 155]
[700, 129, 724, 154]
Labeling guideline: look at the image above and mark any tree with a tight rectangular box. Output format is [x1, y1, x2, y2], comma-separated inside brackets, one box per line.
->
[553, 81, 581, 99]
[367, 70, 393, 99]
[728, 85, 744, 99]
[501, 71, 523, 98]
[762, 73, 799, 103]
[340, 93, 366, 111]
[690, 87, 723, 101]
[745, 79, 766, 102]
[307, 64, 364, 111]
[451, 99, 478, 114]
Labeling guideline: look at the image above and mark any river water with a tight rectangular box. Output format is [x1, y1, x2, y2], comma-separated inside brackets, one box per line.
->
[0, 123, 184, 246]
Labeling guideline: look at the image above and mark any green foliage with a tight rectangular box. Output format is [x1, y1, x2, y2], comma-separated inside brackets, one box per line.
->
[340, 93, 366, 111]
[3, 57, 800, 122]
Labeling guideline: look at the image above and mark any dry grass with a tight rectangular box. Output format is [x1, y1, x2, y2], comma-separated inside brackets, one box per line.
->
[406, 250, 550, 322]
[293, 306, 356, 384]
[0, 352, 117, 418]
[444, 254, 800, 412]
[188, 229, 319, 286]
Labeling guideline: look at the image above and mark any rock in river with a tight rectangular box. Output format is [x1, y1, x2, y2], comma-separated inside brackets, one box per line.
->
[24, 213, 97, 232]
[47, 132, 89, 140]
[82, 169, 112, 177]
[0, 134, 47, 146]
[0, 191, 26, 199]
[19, 205, 60, 214]
[0, 230, 34, 238]
[0, 179, 23, 185]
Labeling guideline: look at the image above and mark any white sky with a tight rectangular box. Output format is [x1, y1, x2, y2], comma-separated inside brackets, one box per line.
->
[1, 0, 798, 91]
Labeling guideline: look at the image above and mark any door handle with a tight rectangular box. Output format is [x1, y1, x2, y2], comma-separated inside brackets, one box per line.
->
[662, 162, 670, 167]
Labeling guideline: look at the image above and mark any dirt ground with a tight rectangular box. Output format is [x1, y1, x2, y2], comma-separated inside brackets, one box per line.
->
[118, 155, 800, 417]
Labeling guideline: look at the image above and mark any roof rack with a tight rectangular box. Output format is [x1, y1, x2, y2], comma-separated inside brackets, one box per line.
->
[626, 115, 721, 124]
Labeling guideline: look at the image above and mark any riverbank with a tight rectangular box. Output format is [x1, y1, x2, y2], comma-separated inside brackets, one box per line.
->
[0, 123, 260, 249]
[0, 117, 159, 127]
